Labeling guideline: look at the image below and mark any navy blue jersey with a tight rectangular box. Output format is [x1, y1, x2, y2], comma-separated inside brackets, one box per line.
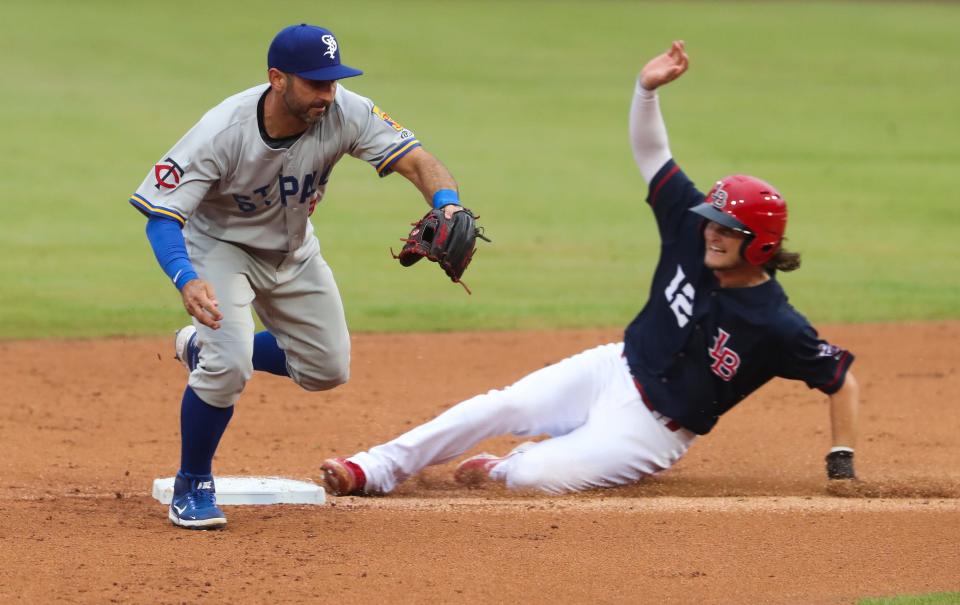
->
[623, 160, 854, 435]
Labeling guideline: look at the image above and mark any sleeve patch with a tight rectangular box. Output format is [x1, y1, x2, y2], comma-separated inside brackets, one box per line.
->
[153, 157, 185, 190]
[817, 343, 843, 359]
[371, 105, 410, 135]
[819, 350, 854, 393]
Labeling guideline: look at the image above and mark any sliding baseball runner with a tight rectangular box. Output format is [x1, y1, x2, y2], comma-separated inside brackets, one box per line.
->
[320, 40, 859, 496]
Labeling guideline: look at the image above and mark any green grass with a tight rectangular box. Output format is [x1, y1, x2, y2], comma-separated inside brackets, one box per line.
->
[859, 592, 960, 605]
[1, 0, 958, 338]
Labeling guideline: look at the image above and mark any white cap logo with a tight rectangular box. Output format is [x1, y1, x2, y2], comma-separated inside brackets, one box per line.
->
[710, 184, 728, 209]
[321, 34, 338, 60]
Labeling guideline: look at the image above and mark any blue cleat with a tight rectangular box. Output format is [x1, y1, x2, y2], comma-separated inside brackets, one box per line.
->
[168, 472, 227, 530]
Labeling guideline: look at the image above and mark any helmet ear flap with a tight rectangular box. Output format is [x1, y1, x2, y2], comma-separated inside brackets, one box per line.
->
[744, 239, 781, 265]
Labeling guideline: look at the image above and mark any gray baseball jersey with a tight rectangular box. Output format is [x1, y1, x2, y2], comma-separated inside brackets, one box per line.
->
[130, 83, 420, 407]
[129, 83, 420, 262]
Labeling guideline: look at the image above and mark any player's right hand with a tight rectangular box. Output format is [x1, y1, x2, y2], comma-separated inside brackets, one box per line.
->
[640, 40, 689, 91]
[181, 279, 223, 330]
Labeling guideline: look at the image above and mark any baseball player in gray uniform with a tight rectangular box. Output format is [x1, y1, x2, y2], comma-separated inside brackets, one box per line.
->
[130, 24, 467, 529]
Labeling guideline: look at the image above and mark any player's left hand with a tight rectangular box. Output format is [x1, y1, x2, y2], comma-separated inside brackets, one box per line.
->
[825, 449, 855, 480]
[442, 204, 463, 220]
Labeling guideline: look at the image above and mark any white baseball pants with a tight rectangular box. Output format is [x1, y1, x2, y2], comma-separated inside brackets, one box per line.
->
[351, 342, 696, 494]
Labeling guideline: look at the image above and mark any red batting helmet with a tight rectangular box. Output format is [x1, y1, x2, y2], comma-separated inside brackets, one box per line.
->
[689, 174, 788, 265]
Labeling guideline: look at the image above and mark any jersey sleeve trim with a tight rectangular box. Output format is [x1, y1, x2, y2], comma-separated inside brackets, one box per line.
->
[816, 350, 855, 394]
[129, 193, 187, 226]
[648, 160, 680, 208]
[375, 138, 421, 177]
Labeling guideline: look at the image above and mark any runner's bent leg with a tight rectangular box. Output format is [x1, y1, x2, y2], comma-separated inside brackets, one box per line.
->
[352, 343, 623, 493]
[491, 351, 696, 493]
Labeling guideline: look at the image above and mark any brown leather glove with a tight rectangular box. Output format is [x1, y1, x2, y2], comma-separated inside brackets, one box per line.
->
[394, 207, 489, 292]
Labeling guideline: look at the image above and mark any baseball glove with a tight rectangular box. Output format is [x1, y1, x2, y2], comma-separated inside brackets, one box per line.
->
[393, 207, 489, 293]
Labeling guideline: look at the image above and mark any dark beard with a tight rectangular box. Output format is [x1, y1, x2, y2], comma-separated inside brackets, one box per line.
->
[283, 89, 327, 125]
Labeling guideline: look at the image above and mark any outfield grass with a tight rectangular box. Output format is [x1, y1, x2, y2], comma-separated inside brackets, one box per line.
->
[1, 1, 958, 338]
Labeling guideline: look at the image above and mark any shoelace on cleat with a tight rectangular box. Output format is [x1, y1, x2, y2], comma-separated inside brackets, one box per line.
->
[187, 486, 217, 509]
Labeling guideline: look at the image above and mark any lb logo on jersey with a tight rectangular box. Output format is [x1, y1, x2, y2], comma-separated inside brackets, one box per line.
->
[154, 157, 185, 190]
[371, 105, 409, 134]
[708, 328, 741, 381]
[709, 183, 729, 209]
[321, 34, 338, 59]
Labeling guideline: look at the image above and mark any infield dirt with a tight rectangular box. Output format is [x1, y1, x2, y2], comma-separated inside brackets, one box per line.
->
[1, 322, 958, 604]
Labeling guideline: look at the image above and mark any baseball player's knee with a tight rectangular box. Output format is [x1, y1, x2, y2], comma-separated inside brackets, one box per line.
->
[296, 370, 349, 392]
[502, 464, 571, 494]
[190, 348, 254, 407]
[190, 388, 239, 409]
[499, 453, 591, 494]
[293, 353, 350, 392]
[284, 337, 350, 392]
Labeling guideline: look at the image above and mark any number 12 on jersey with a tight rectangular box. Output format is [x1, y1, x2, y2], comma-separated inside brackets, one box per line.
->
[664, 265, 695, 327]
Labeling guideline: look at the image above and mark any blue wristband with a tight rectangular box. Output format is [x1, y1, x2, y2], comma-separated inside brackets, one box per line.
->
[431, 188, 460, 209]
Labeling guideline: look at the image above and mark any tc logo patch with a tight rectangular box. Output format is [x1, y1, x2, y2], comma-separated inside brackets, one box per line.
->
[321, 34, 338, 59]
[154, 157, 185, 190]
[708, 328, 741, 381]
[709, 184, 728, 209]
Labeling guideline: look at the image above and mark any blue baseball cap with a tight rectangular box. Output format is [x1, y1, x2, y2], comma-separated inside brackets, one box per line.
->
[268, 24, 363, 81]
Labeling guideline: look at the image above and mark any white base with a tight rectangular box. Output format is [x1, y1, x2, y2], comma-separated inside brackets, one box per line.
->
[152, 476, 326, 506]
